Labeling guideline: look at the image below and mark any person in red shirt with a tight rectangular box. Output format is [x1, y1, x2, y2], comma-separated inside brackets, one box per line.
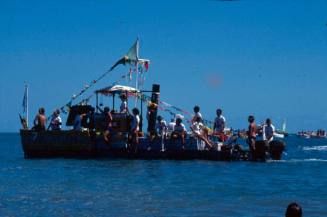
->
[247, 115, 257, 156]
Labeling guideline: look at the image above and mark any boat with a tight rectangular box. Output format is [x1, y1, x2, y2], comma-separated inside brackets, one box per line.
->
[297, 130, 326, 139]
[19, 40, 286, 161]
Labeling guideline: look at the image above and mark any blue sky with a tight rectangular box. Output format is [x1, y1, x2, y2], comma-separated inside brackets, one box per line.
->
[0, 0, 326, 132]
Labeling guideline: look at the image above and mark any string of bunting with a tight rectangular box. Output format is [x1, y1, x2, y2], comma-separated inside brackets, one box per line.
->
[58, 39, 150, 115]
[59, 68, 113, 114]
[138, 93, 214, 127]
[60, 72, 132, 114]
[77, 94, 94, 106]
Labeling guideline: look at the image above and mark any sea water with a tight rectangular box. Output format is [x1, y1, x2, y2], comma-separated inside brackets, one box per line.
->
[0, 133, 326, 217]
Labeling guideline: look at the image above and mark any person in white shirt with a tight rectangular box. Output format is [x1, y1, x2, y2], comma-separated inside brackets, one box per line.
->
[119, 93, 129, 113]
[213, 108, 226, 133]
[155, 116, 167, 137]
[263, 118, 275, 143]
[171, 117, 187, 147]
[49, 109, 62, 130]
[191, 105, 203, 124]
[129, 108, 140, 146]
[167, 118, 176, 133]
[190, 116, 213, 149]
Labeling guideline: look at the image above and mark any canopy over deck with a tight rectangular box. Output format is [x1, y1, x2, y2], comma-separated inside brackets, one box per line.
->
[95, 85, 140, 96]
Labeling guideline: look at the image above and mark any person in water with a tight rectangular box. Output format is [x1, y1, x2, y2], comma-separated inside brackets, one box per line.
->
[263, 118, 275, 143]
[49, 109, 62, 131]
[33, 107, 46, 131]
[247, 115, 257, 154]
[129, 108, 140, 148]
[171, 116, 187, 148]
[191, 105, 203, 124]
[190, 116, 213, 149]
[285, 202, 302, 217]
[103, 107, 113, 143]
[119, 93, 129, 113]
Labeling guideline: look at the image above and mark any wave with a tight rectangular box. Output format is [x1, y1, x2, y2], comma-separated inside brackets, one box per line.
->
[303, 146, 327, 151]
[268, 158, 327, 163]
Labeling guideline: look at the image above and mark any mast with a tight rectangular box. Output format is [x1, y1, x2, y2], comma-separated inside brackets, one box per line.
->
[23, 83, 29, 128]
[147, 84, 160, 134]
[135, 38, 140, 106]
[26, 84, 29, 128]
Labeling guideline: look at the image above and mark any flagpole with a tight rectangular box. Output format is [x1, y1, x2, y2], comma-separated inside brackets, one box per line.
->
[135, 38, 140, 106]
[26, 84, 29, 128]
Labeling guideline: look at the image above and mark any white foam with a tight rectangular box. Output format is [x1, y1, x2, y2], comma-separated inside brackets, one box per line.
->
[267, 158, 327, 163]
[303, 146, 327, 151]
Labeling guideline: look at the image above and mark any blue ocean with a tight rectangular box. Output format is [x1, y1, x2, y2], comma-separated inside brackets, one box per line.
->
[0, 133, 326, 217]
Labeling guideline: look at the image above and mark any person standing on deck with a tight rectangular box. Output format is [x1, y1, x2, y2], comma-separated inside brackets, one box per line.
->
[213, 108, 226, 141]
[49, 109, 62, 130]
[129, 108, 140, 149]
[191, 105, 203, 124]
[33, 107, 46, 131]
[119, 93, 129, 113]
[103, 107, 113, 143]
[263, 118, 275, 143]
[73, 113, 87, 131]
[247, 115, 257, 156]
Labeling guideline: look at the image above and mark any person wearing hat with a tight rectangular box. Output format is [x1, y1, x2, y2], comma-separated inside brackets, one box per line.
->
[119, 93, 129, 113]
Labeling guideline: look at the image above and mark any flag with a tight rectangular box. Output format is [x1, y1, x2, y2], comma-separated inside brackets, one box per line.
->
[109, 39, 139, 71]
[126, 38, 139, 61]
[22, 84, 27, 113]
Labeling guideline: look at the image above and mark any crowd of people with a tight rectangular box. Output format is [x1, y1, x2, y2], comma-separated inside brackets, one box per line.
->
[31, 95, 280, 155]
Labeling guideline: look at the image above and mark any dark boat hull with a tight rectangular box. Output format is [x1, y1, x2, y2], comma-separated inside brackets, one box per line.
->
[20, 130, 285, 161]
